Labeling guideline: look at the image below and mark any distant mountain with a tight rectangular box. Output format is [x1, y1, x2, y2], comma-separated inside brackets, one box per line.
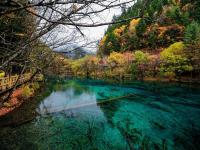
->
[54, 44, 94, 59]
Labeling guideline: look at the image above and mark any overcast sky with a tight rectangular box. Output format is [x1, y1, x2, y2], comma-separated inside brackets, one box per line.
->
[82, 7, 123, 41]
[43, 1, 135, 53]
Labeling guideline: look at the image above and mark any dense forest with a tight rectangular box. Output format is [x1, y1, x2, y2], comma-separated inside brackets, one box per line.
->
[94, 0, 200, 80]
[99, 0, 200, 54]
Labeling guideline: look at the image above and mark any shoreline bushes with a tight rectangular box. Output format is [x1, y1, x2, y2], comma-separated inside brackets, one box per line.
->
[68, 41, 198, 81]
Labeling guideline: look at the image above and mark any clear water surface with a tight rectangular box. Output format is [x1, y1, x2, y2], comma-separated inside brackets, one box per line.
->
[0, 78, 200, 150]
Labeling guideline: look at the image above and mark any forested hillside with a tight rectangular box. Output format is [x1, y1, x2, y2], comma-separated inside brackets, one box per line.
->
[96, 0, 200, 80]
[98, 0, 200, 54]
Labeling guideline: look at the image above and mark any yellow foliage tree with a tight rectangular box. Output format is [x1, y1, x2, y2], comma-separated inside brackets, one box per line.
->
[161, 41, 184, 57]
[129, 18, 141, 33]
[160, 42, 193, 77]
[0, 70, 5, 78]
[71, 59, 84, 75]
[98, 35, 108, 56]
[99, 35, 107, 47]
[71, 56, 96, 76]
[22, 85, 34, 99]
[107, 52, 125, 67]
[113, 25, 126, 38]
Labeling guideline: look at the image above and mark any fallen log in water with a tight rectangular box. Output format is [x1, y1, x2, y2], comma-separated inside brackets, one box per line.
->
[39, 93, 200, 115]
[39, 94, 138, 114]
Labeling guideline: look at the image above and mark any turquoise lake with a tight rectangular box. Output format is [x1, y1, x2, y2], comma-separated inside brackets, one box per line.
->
[0, 79, 200, 150]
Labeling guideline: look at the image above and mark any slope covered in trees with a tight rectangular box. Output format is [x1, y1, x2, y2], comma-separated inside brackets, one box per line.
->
[96, 0, 200, 80]
[98, 0, 200, 55]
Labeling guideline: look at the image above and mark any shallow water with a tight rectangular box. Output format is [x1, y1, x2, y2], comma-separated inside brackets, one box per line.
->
[0, 79, 200, 150]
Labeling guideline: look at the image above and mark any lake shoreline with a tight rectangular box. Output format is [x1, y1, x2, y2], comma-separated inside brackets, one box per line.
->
[0, 82, 44, 119]
[143, 77, 200, 84]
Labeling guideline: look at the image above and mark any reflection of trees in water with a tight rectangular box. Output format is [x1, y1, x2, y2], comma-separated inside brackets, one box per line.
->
[0, 93, 44, 127]
[37, 79, 96, 114]
[44, 78, 91, 95]
[52, 80, 91, 95]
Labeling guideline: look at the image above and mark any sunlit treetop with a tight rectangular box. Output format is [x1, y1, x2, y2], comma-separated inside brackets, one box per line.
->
[107, 52, 126, 66]
[129, 18, 141, 33]
[113, 25, 127, 38]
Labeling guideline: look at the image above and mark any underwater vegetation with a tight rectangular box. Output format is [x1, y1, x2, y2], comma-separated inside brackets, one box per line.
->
[0, 79, 200, 150]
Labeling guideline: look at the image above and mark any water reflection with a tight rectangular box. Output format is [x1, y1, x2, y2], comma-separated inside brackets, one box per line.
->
[1, 79, 200, 150]
[37, 87, 100, 115]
